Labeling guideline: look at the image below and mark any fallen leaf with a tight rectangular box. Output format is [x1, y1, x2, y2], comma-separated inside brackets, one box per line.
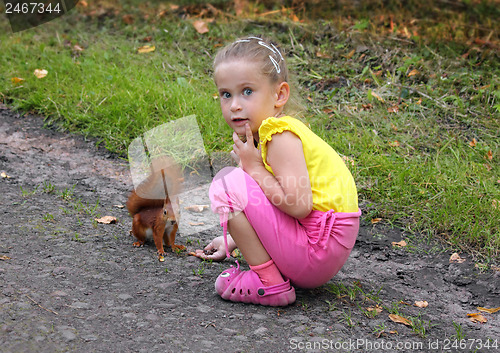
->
[137, 45, 155, 54]
[184, 205, 209, 213]
[399, 301, 412, 306]
[11, 77, 24, 84]
[113, 204, 124, 209]
[367, 305, 383, 315]
[407, 69, 419, 77]
[469, 138, 477, 147]
[362, 103, 373, 110]
[486, 150, 493, 160]
[193, 20, 209, 34]
[189, 222, 205, 226]
[95, 216, 117, 224]
[233, 0, 246, 15]
[344, 49, 355, 59]
[389, 140, 400, 147]
[316, 51, 332, 59]
[477, 307, 500, 314]
[415, 301, 429, 308]
[34, 69, 48, 79]
[467, 313, 487, 323]
[449, 252, 465, 263]
[389, 314, 412, 326]
[73, 44, 84, 52]
[188, 251, 197, 256]
[371, 218, 382, 224]
[371, 91, 385, 102]
[389, 330, 398, 334]
[1, 172, 11, 178]
[0, 255, 11, 260]
[387, 105, 399, 113]
[122, 14, 134, 24]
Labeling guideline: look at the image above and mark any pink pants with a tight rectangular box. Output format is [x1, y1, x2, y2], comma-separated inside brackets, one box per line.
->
[209, 167, 361, 289]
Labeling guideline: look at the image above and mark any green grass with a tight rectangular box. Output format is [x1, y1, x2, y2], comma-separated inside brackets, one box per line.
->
[0, 0, 498, 260]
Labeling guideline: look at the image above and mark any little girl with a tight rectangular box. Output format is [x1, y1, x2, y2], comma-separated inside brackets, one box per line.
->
[194, 36, 360, 306]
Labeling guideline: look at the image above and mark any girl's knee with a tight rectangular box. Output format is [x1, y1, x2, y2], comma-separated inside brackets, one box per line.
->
[209, 167, 249, 212]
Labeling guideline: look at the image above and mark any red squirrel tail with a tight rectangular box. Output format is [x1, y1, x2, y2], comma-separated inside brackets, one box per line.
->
[126, 156, 182, 216]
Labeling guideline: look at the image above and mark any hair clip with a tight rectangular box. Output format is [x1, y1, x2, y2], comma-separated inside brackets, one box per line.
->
[233, 37, 284, 74]
[269, 55, 281, 73]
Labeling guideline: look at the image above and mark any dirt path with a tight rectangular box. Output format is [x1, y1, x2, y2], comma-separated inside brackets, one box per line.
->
[1, 105, 498, 353]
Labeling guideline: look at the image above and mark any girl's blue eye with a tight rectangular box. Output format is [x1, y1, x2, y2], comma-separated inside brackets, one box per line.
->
[221, 92, 231, 99]
[243, 88, 252, 96]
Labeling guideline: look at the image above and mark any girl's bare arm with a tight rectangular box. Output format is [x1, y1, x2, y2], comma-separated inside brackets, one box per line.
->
[233, 124, 312, 219]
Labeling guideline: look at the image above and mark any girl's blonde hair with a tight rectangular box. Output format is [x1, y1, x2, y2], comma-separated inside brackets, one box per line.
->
[213, 36, 288, 84]
[213, 36, 304, 116]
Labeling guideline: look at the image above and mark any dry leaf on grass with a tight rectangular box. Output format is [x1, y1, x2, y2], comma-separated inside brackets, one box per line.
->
[387, 105, 399, 113]
[469, 138, 477, 147]
[11, 77, 24, 84]
[371, 218, 382, 224]
[389, 314, 412, 326]
[95, 216, 117, 224]
[415, 301, 429, 308]
[137, 45, 155, 53]
[371, 91, 385, 102]
[467, 313, 487, 323]
[449, 252, 466, 263]
[486, 150, 493, 160]
[389, 140, 400, 147]
[477, 307, 500, 314]
[0, 255, 11, 260]
[193, 20, 209, 34]
[34, 69, 48, 79]
[184, 205, 209, 212]
[344, 49, 355, 59]
[407, 69, 419, 77]
[392, 240, 407, 247]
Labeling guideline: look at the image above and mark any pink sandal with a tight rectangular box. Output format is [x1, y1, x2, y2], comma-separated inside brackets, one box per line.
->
[215, 262, 296, 306]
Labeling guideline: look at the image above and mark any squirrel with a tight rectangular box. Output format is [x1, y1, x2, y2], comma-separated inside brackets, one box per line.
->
[126, 157, 185, 261]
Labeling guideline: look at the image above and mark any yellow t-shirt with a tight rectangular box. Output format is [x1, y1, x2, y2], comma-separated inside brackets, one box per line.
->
[259, 116, 358, 213]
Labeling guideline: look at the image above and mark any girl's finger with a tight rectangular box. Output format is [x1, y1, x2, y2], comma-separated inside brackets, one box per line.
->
[245, 123, 253, 143]
[232, 131, 242, 145]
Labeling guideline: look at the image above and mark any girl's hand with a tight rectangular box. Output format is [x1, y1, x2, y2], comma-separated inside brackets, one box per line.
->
[193, 235, 236, 261]
[232, 123, 263, 173]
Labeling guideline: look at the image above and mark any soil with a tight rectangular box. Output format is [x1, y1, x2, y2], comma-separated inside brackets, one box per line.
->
[0, 105, 499, 353]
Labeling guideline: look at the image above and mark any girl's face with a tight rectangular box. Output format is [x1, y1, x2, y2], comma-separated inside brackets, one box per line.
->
[215, 59, 282, 140]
